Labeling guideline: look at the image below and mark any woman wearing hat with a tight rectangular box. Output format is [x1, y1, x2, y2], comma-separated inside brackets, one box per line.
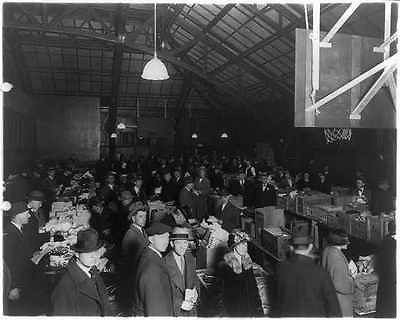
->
[51, 228, 112, 316]
[216, 229, 263, 317]
[164, 227, 198, 316]
[321, 230, 354, 317]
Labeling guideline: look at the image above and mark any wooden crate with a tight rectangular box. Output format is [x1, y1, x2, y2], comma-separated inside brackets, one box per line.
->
[261, 228, 291, 260]
[297, 192, 332, 216]
[367, 216, 383, 242]
[255, 206, 285, 228]
[353, 273, 378, 315]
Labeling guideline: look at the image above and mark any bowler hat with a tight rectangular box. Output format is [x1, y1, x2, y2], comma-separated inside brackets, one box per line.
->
[6, 201, 29, 219]
[27, 190, 45, 201]
[327, 230, 350, 246]
[71, 228, 104, 253]
[146, 222, 172, 236]
[228, 230, 250, 249]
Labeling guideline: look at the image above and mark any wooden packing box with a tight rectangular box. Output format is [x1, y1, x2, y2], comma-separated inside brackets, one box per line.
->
[255, 206, 285, 229]
[344, 202, 370, 214]
[261, 227, 291, 260]
[289, 219, 310, 237]
[241, 216, 256, 239]
[367, 216, 383, 242]
[310, 205, 344, 225]
[353, 273, 379, 315]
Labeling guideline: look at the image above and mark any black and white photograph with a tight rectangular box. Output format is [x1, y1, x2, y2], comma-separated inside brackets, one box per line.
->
[1, 1, 397, 317]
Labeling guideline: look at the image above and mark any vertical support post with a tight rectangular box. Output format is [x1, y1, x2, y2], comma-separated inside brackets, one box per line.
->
[312, 2, 320, 91]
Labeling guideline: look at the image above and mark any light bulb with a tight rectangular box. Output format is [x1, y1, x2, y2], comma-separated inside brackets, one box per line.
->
[110, 133, 117, 138]
[191, 133, 198, 139]
[117, 123, 126, 130]
[221, 132, 228, 139]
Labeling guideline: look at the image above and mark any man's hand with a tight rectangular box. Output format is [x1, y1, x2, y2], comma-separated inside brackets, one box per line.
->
[8, 288, 21, 301]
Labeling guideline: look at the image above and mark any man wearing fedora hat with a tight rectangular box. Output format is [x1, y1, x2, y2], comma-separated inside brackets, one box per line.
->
[164, 227, 198, 316]
[216, 189, 242, 232]
[254, 171, 277, 208]
[4, 201, 34, 315]
[51, 228, 112, 316]
[179, 176, 196, 218]
[322, 230, 354, 317]
[274, 233, 341, 317]
[119, 202, 149, 314]
[134, 222, 174, 316]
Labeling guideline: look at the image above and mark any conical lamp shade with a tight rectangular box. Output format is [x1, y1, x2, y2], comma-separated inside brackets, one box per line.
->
[141, 55, 169, 80]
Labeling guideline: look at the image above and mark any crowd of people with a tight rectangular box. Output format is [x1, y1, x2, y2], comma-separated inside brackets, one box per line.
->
[2, 152, 396, 317]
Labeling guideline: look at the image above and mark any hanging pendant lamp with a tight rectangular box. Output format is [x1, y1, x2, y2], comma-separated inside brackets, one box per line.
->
[141, 3, 169, 80]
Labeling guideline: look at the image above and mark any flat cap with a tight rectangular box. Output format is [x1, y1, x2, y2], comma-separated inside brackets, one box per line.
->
[146, 222, 172, 236]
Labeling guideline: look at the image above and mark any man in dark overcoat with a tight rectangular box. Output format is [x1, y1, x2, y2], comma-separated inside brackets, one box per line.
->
[215, 190, 241, 232]
[119, 202, 149, 314]
[4, 202, 36, 315]
[51, 229, 113, 316]
[273, 234, 341, 317]
[164, 227, 198, 316]
[134, 222, 174, 316]
[178, 176, 196, 218]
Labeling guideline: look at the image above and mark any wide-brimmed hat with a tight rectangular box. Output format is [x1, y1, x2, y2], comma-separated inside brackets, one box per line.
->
[71, 228, 104, 253]
[228, 230, 250, 249]
[170, 227, 193, 241]
[327, 230, 350, 246]
[146, 222, 172, 236]
[27, 190, 45, 201]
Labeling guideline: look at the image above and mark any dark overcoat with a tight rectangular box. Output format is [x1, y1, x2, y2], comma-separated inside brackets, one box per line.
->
[216, 202, 241, 233]
[51, 259, 113, 316]
[217, 253, 263, 317]
[164, 251, 198, 316]
[254, 183, 277, 208]
[134, 247, 174, 316]
[274, 254, 341, 317]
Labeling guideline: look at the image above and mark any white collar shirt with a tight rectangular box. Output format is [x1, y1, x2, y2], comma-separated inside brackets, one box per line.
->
[149, 246, 162, 258]
[11, 221, 23, 233]
[76, 259, 92, 278]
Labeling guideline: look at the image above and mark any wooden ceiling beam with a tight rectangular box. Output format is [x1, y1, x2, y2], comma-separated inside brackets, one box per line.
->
[172, 4, 235, 56]
[173, 16, 291, 95]
[209, 4, 339, 77]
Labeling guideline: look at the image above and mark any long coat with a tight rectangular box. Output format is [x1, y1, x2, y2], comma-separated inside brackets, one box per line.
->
[321, 246, 354, 317]
[217, 252, 263, 317]
[164, 251, 198, 316]
[274, 254, 341, 317]
[179, 188, 196, 218]
[216, 202, 241, 233]
[254, 183, 277, 208]
[134, 247, 174, 316]
[121, 224, 148, 274]
[51, 259, 113, 316]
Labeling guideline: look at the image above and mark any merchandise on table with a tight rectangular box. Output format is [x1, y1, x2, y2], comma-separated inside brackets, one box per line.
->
[353, 273, 379, 315]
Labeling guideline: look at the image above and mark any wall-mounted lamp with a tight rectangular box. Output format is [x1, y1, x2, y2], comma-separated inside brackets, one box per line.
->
[221, 132, 229, 139]
[110, 133, 118, 138]
[191, 133, 198, 139]
[1, 82, 13, 92]
[0, 201, 11, 211]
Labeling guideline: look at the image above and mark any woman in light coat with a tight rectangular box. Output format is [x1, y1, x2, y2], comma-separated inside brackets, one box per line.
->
[321, 230, 354, 317]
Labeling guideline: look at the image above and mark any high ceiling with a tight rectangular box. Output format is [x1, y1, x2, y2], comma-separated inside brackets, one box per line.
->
[3, 2, 390, 120]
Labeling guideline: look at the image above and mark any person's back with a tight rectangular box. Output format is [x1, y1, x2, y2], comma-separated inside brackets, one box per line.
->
[274, 248, 341, 317]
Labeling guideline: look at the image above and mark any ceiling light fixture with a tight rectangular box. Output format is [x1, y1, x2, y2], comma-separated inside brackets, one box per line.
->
[110, 133, 118, 138]
[117, 123, 126, 130]
[191, 133, 198, 139]
[221, 132, 229, 139]
[141, 3, 169, 81]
